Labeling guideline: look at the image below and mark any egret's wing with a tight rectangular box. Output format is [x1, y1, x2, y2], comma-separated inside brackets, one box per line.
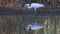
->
[31, 25, 43, 30]
[31, 3, 44, 8]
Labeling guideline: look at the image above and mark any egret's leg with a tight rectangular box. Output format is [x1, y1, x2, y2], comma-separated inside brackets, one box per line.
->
[34, 8, 36, 13]
[34, 8, 37, 25]
[35, 21, 37, 25]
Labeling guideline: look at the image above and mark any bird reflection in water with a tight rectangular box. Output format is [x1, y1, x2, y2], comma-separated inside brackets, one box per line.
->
[25, 22, 44, 31]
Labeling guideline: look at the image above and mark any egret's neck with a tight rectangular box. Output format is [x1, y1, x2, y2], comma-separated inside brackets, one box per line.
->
[28, 24, 32, 28]
[27, 4, 31, 9]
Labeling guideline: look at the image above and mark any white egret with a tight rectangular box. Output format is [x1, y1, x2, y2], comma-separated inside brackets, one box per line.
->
[25, 3, 44, 13]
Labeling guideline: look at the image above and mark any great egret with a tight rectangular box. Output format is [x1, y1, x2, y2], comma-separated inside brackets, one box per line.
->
[25, 3, 44, 13]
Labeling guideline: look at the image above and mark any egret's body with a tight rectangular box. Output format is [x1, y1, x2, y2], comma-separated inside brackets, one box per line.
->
[25, 3, 44, 13]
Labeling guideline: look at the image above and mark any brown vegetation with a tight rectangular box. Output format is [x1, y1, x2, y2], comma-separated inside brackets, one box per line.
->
[0, 0, 16, 5]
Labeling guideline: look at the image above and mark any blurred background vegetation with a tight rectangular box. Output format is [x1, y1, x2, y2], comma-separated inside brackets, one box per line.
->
[0, 0, 60, 8]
